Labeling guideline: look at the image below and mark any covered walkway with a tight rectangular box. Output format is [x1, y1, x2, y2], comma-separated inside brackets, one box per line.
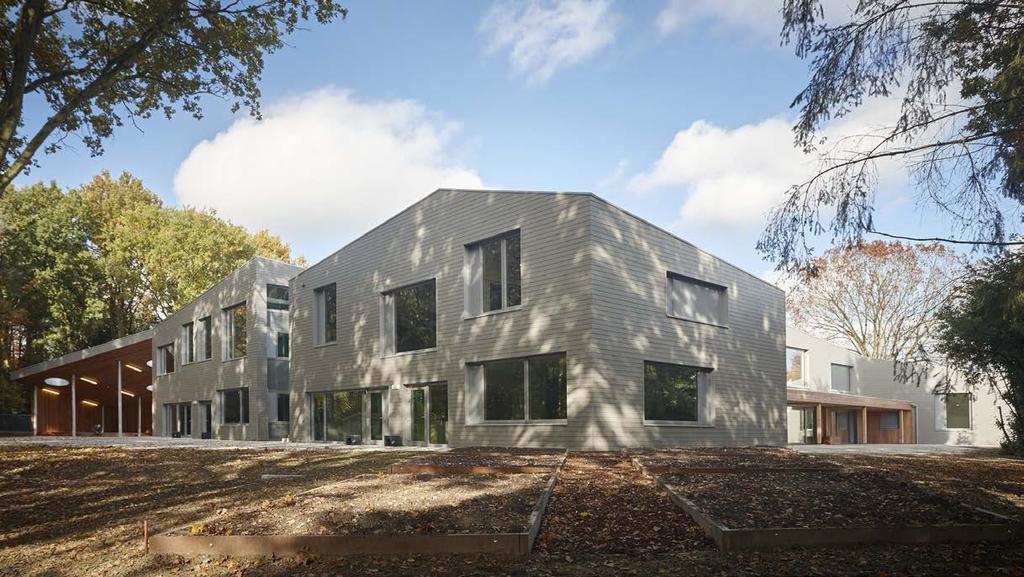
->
[10, 330, 153, 436]
[787, 388, 915, 445]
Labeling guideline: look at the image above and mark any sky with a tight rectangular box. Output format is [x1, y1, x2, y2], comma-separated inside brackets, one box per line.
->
[17, 0, 961, 279]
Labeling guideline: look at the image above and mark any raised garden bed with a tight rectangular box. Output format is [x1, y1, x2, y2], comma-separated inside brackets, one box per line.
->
[150, 466, 563, 557]
[390, 448, 566, 474]
[633, 447, 839, 473]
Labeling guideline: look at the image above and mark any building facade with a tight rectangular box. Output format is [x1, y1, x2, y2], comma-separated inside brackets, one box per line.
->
[785, 326, 1007, 446]
[150, 257, 304, 441]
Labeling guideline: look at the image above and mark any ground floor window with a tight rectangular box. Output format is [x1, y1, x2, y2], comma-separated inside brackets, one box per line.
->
[221, 389, 249, 424]
[476, 354, 566, 423]
[276, 393, 290, 422]
[786, 406, 816, 444]
[643, 361, 710, 424]
[165, 403, 191, 436]
[309, 390, 364, 442]
[944, 392, 972, 429]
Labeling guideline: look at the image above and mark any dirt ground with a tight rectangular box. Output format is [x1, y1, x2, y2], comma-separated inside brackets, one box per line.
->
[1, 445, 1023, 577]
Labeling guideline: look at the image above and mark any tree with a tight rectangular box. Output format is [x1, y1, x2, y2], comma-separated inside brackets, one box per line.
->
[759, 0, 1024, 270]
[0, 0, 346, 194]
[787, 240, 965, 360]
[937, 250, 1024, 454]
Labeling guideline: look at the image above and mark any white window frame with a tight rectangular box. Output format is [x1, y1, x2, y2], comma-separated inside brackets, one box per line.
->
[665, 272, 728, 327]
[222, 302, 247, 360]
[464, 229, 522, 318]
[313, 283, 337, 346]
[785, 347, 807, 388]
[467, 354, 568, 425]
[641, 360, 715, 427]
[181, 322, 195, 365]
[936, 392, 973, 431]
[830, 363, 852, 393]
[381, 278, 438, 357]
[156, 343, 175, 376]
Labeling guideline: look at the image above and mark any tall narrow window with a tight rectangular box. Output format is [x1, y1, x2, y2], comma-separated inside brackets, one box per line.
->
[157, 344, 175, 375]
[392, 279, 436, 353]
[667, 273, 727, 326]
[314, 284, 337, 345]
[182, 322, 195, 364]
[267, 284, 289, 310]
[468, 230, 521, 315]
[222, 388, 249, 424]
[276, 393, 290, 422]
[477, 353, 567, 422]
[830, 364, 852, 392]
[643, 361, 710, 424]
[198, 316, 212, 361]
[276, 333, 290, 358]
[786, 347, 806, 387]
[944, 393, 971, 429]
[223, 303, 247, 359]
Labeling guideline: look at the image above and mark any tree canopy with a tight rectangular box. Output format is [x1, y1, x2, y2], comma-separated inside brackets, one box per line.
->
[0, 171, 299, 411]
[937, 249, 1024, 454]
[760, 0, 1024, 270]
[0, 0, 346, 193]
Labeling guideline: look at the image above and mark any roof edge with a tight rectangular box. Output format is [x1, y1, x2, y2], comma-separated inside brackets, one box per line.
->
[10, 328, 154, 381]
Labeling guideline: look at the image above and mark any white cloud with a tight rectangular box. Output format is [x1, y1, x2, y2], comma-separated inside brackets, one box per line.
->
[628, 98, 904, 230]
[655, 0, 852, 42]
[480, 0, 619, 85]
[173, 88, 483, 254]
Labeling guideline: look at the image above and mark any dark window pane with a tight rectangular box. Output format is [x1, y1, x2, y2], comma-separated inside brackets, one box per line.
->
[394, 280, 436, 352]
[430, 385, 448, 444]
[183, 323, 194, 363]
[644, 361, 699, 422]
[327, 391, 362, 441]
[370, 393, 383, 440]
[228, 304, 247, 358]
[201, 317, 212, 360]
[312, 394, 325, 441]
[528, 354, 566, 420]
[223, 391, 239, 423]
[481, 237, 503, 312]
[277, 333, 290, 358]
[485, 360, 525, 421]
[946, 393, 971, 428]
[505, 232, 521, 307]
[277, 394, 290, 422]
[412, 389, 425, 442]
[324, 284, 337, 343]
[267, 284, 289, 310]
[161, 345, 175, 374]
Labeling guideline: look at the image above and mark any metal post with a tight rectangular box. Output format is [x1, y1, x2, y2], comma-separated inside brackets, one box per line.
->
[137, 397, 142, 437]
[117, 360, 123, 437]
[71, 374, 77, 437]
[31, 386, 37, 436]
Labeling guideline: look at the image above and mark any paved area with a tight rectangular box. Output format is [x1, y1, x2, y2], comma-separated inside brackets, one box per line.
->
[790, 443, 995, 455]
[0, 435, 443, 452]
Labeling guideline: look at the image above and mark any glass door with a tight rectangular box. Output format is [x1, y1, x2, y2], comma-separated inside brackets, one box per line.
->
[410, 384, 448, 446]
[200, 402, 212, 438]
[370, 392, 383, 442]
[310, 391, 365, 442]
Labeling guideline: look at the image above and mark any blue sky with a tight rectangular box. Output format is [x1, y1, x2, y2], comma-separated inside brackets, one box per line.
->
[18, 0, 956, 278]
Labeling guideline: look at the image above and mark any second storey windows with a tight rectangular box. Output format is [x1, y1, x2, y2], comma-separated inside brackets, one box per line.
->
[198, 316, 212, 361]
[181, 322, 195, 364]
[156, 343, 175, 375]
[465, 230, 521, 316]
[830, 363, 852, 392]
[382, 279, 437, 355]
[666, 273, 727, 327]
[223, 302, 247, 360]
[314, 283, 337, 345]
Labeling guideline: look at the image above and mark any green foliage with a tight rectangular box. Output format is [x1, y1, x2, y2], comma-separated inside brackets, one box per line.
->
[761, 0, 1024, 270]
[0, 171, 299, 412]
[0, 0, 346, 192]
[937, 250, 1024, 455]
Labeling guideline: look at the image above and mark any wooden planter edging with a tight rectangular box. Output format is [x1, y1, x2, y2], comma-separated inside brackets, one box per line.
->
[640, 465, 841, 475]
[149, 452, 567, 558]
[631, 457, 1020, 552]
[388, 464, 554, 475]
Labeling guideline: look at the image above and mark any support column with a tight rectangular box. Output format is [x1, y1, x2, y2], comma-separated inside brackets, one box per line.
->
[31, 386, 37, 436]
[137, 397, 142, 437]
[71, 374, 77, 437]
[860, 406, 869, 444]
[117, 361, 123, 437]
[814, 404, 823, 444]
[899, 410, 906, 444]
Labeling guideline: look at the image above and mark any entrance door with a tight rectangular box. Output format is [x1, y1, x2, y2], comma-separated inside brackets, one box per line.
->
[168, 403, 191, 437]
[369, 392, 384, 442]
[411, 384, 448, 445]
[200, 402, 212, 439]
[832, 409, 858, 443]
[309, 391, 364, 442]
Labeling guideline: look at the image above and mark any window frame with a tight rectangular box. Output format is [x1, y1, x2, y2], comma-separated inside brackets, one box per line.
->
[276, 332, 290, 358]
[181, 322, 195, 365]
[313, 283, 337, 346]
[830, 363, 852, 393]
[197, 316, 212, 361]
[267, 284, 289, 311]
[465, 229, 522, 318]
[156, 343, 175, 376]
[474, 353, 568, 424]
[941, 392, 973, 430]
[785, 347, 807, 388]
[665, 272, 729, 328]
[221, 388, 250, 425]
[276, 393, 290, 422]
[222, 302, 247, 361]
[642, 360, 714, 427]
[383, 278, 438, 356]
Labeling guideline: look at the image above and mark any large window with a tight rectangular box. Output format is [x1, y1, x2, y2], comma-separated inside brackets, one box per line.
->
[667, 273, 727, 326]
[314, 284, 337, 345]
[466, 230, 521, 316]
[221, 388, 249, 424]
[830, 363, 852, 392]
[944, 393, 972, 429]
[643, 361, 710, 424]
[786, 347, 806, 387]
[157, 343, 175, 375]
[198, 316, 212, 361]
[390, 279, 436, 353]
[223, 303, 247, 359]
[276, 393, 290, 422]
[267, 284, 289, 311]
[479, 354, 567, 422]
[309, 391, 364, 441]
[181, 322, 195, 364]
